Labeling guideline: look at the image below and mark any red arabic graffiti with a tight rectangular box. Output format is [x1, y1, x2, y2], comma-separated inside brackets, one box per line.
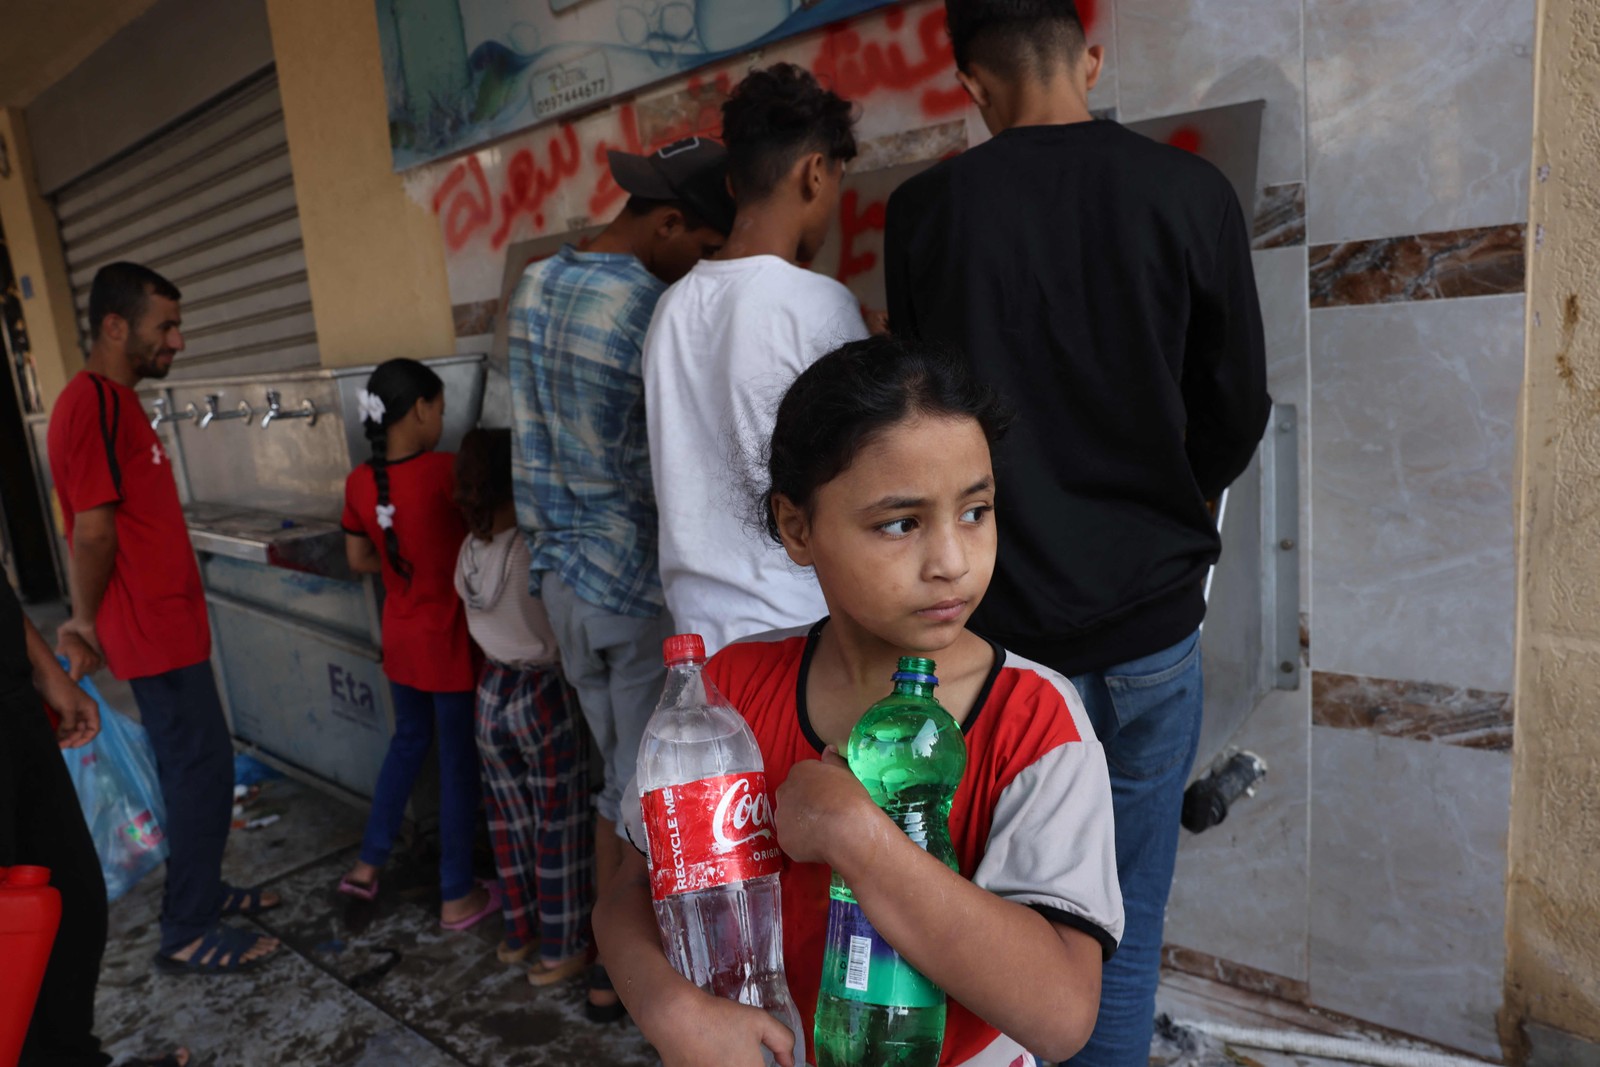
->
[835, 189, 887, 289]
[588, 72, 730, 218]
[432, 124, 583, 252]
[431, 157, 493, 253]
[432, 1, 1113, 256]
[812, 8, 968, 118]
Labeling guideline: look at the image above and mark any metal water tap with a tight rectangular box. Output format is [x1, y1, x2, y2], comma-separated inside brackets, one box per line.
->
[261, 390, 317, 429]
[149, 396, 197, 431]
[200, 393, 253, 429]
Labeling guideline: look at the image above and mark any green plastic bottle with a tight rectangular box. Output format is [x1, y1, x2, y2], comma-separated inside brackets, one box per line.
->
[813, 657, 968, 1067]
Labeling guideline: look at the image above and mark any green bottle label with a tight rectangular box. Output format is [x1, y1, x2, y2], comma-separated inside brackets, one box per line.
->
[821, 898, 942, 1008]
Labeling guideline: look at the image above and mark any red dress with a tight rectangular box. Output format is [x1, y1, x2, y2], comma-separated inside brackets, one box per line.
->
[342, 452, 476, 692]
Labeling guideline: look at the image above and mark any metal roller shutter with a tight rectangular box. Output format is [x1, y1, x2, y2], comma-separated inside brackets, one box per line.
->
[54, 70, 318, 378]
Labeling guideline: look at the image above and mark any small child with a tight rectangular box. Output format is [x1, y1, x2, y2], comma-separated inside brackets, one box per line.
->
[452, 428, 595, 985]
[596, 336, 1123, 1066]
[338, 358, 498, 931]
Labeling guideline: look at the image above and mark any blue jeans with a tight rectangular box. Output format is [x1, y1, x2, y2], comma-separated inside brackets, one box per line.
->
[1065, 631, 1203, 1067]
[360, 683, 479, 901]
[128, 661, 235, 956]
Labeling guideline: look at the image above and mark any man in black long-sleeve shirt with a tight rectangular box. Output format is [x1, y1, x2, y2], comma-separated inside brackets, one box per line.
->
[885, 3, 1270, 1062]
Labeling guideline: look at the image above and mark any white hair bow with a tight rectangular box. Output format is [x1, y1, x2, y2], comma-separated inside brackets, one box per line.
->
[358, 389, 387, 425]
[375, 504, 396, 530]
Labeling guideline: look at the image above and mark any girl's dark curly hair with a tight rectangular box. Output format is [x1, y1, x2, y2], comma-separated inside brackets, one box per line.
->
[721, 63, 858, 202]
[765, 335, 1012, 543]
[453, 428, 513, 542]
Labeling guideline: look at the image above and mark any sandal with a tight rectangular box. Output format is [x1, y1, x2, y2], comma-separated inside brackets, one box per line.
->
[439, 880, 502, 931]
[584, 964, 628, 1024]
[337, 872, 379, 901]
[526, 949, 590, 987]
[497, 938, 535, 964]
[152, 925, 276, 976]
[220, 882, 280, 917]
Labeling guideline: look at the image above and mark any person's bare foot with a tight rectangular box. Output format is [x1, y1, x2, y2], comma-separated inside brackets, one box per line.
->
[167, 930, 279, 966]
[440, 884, 491, 925]
[342, 860, 380, 890]
[117, 1046, 191, 1067]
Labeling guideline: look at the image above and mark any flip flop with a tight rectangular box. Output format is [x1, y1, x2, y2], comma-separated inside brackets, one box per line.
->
[526, 949, 591, 987]
[337, 872, 379, 901]
[220, 882, 281, 917]
[152, 925, 276, 976]
[439, 881, 502, 931]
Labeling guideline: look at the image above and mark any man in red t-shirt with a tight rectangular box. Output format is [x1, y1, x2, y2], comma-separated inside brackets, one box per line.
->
[47, 262, 280, 975]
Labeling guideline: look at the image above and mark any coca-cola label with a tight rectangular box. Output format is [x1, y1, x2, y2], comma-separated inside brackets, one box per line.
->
[641, 773, 783, 900]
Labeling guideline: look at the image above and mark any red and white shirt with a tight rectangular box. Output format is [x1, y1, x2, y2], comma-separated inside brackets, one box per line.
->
[47, 372, 210, 680]
[627, 621, 1123, 1067]
[342, 451, 476, 692]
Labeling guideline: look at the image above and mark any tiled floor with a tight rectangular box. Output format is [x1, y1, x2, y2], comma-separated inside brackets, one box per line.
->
[94, 773, 656, 1067]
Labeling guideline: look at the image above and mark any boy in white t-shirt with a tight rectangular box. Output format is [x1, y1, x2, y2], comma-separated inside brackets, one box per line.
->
[643, 63, 869, 654]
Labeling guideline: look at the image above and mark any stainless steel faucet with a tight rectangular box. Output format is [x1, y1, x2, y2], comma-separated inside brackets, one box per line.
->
[261, 390, 317, 429]
[200, 393, 253, 429]
[150, 396, 197, 431]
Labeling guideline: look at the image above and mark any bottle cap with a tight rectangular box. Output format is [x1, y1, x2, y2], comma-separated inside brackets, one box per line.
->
[663, 634, 706, 666]
[1, 866, 51, 888]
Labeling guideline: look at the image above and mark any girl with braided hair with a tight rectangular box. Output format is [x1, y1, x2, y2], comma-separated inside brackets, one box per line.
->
[337, 358, 500, 930]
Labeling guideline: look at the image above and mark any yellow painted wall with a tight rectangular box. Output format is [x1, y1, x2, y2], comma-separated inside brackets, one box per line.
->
[264, 0, 455, 368]
[0, 0, 158, 107]
[1505, 0, 1600, 1055]
[0, 108, 85, 408]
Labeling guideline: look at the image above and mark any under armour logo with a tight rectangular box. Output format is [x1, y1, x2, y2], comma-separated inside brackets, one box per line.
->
[151, 444, 165, 465]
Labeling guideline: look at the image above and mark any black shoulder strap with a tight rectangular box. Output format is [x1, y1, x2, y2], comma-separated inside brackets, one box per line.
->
[89, 374, 124, 499]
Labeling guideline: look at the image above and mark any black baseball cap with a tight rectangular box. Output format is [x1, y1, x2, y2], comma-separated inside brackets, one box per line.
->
[607, 137, 735, 236]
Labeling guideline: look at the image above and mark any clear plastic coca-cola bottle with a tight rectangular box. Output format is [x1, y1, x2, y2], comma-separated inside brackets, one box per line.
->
[637, 634, 805, 1066]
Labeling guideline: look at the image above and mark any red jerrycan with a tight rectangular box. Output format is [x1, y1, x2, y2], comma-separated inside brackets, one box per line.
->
[0, 866, 62, 1067]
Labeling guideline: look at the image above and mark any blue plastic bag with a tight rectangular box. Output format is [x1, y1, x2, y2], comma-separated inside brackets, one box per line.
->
[58, 671, 170, 901]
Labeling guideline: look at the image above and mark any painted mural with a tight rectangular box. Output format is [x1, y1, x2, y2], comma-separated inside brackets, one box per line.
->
[379, 0, 898, 168]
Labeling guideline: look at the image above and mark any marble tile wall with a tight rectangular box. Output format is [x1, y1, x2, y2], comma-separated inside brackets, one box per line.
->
[1308, 727, 1512, 1059]
[1309, 294, 1523, 694]
[1309, 224, 1528, 307]
[1313, 670, 1513, 750]
[1254, 245, 1312, 608]
[1116, 0, 1306, 193]
[1166, 687, 1313, 984]
[1305, 0, 1535, 244]
[1090, 0, 1531, 1051]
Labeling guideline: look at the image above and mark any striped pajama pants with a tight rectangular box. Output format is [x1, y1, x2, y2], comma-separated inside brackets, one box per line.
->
[475, 659, 595, 961]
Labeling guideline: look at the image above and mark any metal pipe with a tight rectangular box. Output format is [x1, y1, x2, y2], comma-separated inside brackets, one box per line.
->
[1175, 1021, 1497, 1067]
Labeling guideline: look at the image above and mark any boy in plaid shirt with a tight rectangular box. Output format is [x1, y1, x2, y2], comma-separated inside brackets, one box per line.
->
[506, 138, 733, 1018]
